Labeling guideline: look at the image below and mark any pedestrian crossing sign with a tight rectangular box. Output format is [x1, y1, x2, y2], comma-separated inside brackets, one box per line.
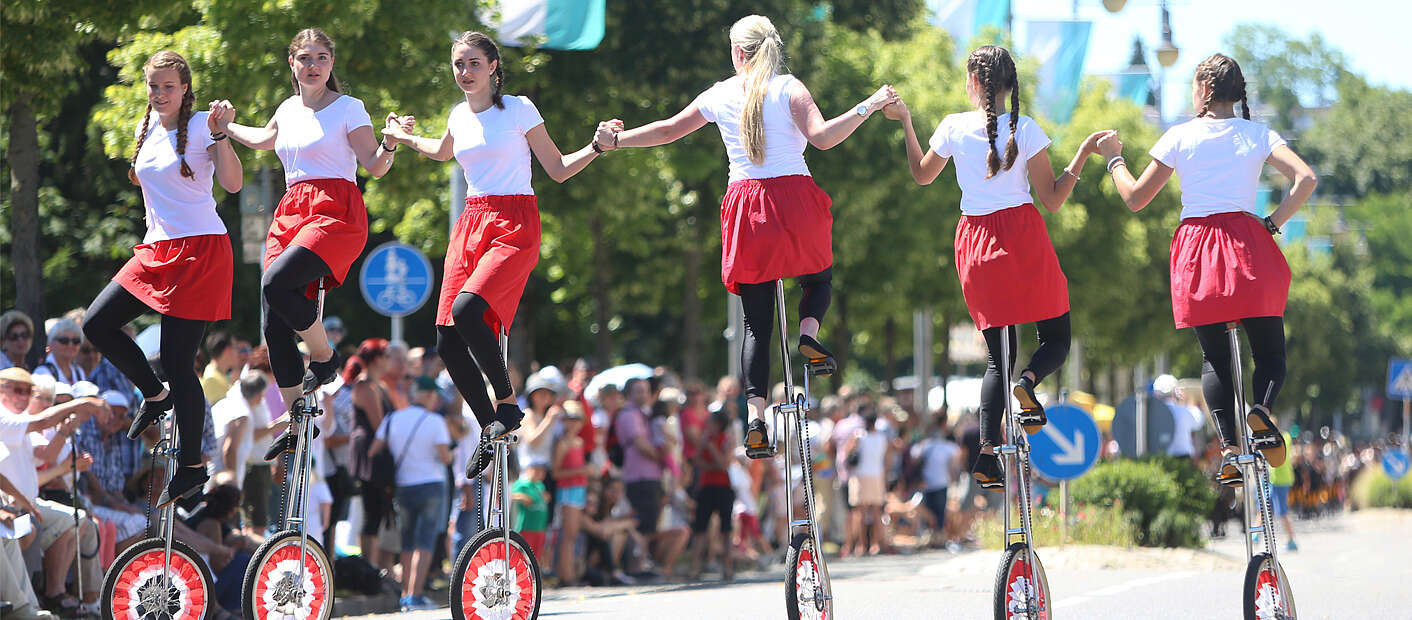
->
[1388, 359, 1412, 400]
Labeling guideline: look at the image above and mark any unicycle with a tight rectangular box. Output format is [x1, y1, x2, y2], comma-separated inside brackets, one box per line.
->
[450, 431, 542, 619]
[1225, 321, 1297, 620]
[243, 284, 334, 620]
[991, 325, 1051, 620]
[101, 409, 215, 620]
[750, 280, 835, 620]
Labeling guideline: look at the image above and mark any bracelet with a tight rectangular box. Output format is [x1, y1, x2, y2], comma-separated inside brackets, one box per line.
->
[1062, 168, 1080, 181]
[380, 140, 398, 153]
[210, 132, 227, 142]
[1263, 215, 1281, 235]
[611, 131, 619, 149]
[1106, 155, 1127, 173]
[591, 140, 605, 154]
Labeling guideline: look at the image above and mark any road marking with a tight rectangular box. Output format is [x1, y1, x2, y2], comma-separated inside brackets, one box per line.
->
[1054, 571, 1194, 609]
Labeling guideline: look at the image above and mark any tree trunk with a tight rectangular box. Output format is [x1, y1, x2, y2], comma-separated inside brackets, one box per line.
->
[680, 186, 708, 382]
[832, 290, 848, 392]
[883, 315, 896, 394]
[7, 96, 46, 367]
[589, 214, 612, 365]
[938, 312, 954, 405]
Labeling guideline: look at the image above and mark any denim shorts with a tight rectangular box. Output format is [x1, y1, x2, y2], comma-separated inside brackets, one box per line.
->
[397, 481, 448, 551]
[555, 485, 587, 509]
[1270, 485, 1290, 518]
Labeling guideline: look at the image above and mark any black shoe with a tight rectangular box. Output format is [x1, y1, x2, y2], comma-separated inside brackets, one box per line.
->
[971, 452, 1004, 490]
[1245, 408, 1287, 467]
[465, 403, 524, 479]
[263, 423, 320, 461]
[126, 394, 172, 440]
[301, 356, 339, 393]
[799, 334, 837, 367]
[1012, 377, 1047, 435]
[493, 402, 524, 434]
[1216, 455, 1244, 488]
[157, 466, 208, 508]
[743, 418, 776, 459]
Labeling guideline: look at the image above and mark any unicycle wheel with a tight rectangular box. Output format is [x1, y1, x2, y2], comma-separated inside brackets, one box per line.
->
[242, 530, 333, 620]
[102, 537, 214, 620]
[450, 528, 542, 620]
[994, 542, 1051, 619]
[785, 532, 832, 620]
[1243, 553, 1296, 619]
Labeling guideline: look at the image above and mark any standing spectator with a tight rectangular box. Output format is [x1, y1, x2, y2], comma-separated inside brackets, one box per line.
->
[510, 463, 551, 562]
[689, 412, 737, 581]
[518, 374, 562, 475]
[344, 339, 395, 566]
[911, 412, 962, 547]
[708, 376, 743, 427]
[449, 399, 483, 557]
[32, 319, 86, 385]
[370, 376, 450, 611]
[380, 341, 411, 412]
[0, 311, 35, 371]
[1270, 425, 1297, 551]
[322, 316, 346, 353]
[317, 366, 356, 548]
[200, 331, 243, 405]
[844, 412, 891, 556]
[238, 347, 283, 532]
[208, 373, 269, 488]
[830, 400, 864, 555]
[1155, 374, 1203, 459]
[679, 381, 709, 467]
[552, 401, 592, 585]
[615, 379, 678, 575]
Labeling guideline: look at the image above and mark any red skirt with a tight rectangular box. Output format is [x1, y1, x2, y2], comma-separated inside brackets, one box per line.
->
[263, 178, 369, 299]
[1169, 212, 1290, 329]
[954, 204, 1069, 330]
[720, 175, 833, 294]
[114, 234, 233, 321]
[436, 195, 541, 333]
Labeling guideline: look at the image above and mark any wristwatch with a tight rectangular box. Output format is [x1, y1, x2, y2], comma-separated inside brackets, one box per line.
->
[1263, 215, 1281, 235]
[855, 103, 869, 118]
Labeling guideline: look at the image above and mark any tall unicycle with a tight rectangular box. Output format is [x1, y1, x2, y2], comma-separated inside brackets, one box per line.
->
[451, 332, 542, 620]
[1226, 322, 1297, 620]
[242, 288, 334, 620]
[745, 280, 834, 620]
[102, 408, 216, 620]
[990, 325, 1051, 620]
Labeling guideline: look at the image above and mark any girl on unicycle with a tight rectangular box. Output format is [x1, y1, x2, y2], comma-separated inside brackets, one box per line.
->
[85, 50, 243, 505]
[379, 31, 616, 479]
[886, 45, 1110, 489]
[1096, 53, 1317, 484]
[599, 15, 898, 456]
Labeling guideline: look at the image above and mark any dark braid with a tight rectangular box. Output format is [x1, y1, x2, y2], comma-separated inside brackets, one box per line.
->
[492, 61, 505, 110]
[969, 46, 1021, 178]
[175, 88, 195, 179]
[1004, 81, 1020, 172]
[454, 31, 506, 110]
[128, 103, 154, 186]
[981, 67, 1000, 178]
[1239, 94, 1251, 120]
[1195, 53, 1249, 119]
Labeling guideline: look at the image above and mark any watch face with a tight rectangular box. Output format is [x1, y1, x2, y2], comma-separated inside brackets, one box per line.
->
[856, 104, 868, 116]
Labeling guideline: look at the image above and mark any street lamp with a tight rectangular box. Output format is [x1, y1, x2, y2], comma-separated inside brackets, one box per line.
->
[1153, 0, 1180, 126]
[1102, 0, 1128, 12]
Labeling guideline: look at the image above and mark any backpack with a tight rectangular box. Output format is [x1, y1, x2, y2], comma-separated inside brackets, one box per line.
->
[605, 408, 625, 468]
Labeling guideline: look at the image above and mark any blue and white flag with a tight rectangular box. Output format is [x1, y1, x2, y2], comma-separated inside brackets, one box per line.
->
[485, 0, 605, 51]
[929, 0, 1010, 48]
[1026, 20, 1092, 123]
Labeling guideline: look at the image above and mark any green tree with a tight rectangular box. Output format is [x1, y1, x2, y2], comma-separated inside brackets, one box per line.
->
[1223, 24, 1347, 135]
[1302, 77, 1412, 199]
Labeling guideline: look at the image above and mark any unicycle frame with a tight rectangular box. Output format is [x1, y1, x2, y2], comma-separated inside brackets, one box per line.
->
[768, 280, 833, 610]
[995, 325, 1042, 615]
[1226, 322, 1281, 565]
[153, 410, 181, 602]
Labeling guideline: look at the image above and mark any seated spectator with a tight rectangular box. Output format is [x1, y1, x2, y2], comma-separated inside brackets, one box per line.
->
[580, 476, 640, 586]
[1, 474, 55, 620]
[0, 310, 35, 372]
[185, 483, 257, 616]
[32, 319, 85, 385]
[200, 331, 241, 405]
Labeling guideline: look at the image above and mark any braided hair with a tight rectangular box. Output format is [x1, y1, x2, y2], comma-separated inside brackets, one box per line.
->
[288, 28, 343, 94]
[730, 15, 786, 166]
[1194, 53, 1250, 120]
[129, 51, 197, 186]
[453, 31, 506, 110]
[967, 45, 1020, 178]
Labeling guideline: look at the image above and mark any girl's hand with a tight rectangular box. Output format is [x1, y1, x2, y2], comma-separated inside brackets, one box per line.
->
[865, 85, 900, 114]
[1081, 129, 1117, 156]
[398, 114, 416, 134]
[1096, 131, 1124, 159]
[381, 112, 409, 144]
[595, 119, 623, 151]
[882, 99, 909, 121]
[207, 100, 235, 133]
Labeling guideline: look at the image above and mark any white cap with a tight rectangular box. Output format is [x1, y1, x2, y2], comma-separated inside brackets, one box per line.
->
[54, 382, 73, 397]
[70, 381, 101, 398]
[100, 389, 130, 409]
[1153, 374, 1179, 395]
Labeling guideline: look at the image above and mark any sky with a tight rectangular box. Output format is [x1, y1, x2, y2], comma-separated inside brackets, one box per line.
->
[1007, 0, 1411, 119]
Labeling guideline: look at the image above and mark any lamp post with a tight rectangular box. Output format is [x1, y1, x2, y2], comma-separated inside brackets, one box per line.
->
[1154, 0, 1180, 125]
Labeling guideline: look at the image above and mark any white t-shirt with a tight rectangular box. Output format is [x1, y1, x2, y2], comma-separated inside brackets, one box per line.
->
[376, 406, 450, 487]
[694, 74, 811, 183]
[30, 427, 74, 489]
[450, 96, 545, 197]
[33, 354, 85, 386]
[453, 403, 482, 487]
[209, 390, 260, 487]
[912, 436, 960, 492]
[1165, 401, 1203, 457]
[852, 431, 888, 477]
[1149, 117, 1286, 220]
[0, 407, 38, 501]
[929, 111, 1051, 216]
[273, 94, 373, 186]
[133, 110, 226, 243]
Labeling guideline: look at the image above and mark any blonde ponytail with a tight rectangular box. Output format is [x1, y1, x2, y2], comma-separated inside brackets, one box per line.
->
[731, 15, 784, 166]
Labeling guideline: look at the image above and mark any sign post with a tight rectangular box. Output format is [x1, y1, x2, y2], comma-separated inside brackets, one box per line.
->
[1029, 404, 1099, 546]
[1386, 359, 1412, 480]
[359, 242, 434, 345]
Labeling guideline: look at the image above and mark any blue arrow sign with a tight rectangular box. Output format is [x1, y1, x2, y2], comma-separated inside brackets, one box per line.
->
[359, 242, 434, 318]
[1027, 404, 1100, 481]
[1384, 450, 1410, 481]
[1388, 359, 1412, 400]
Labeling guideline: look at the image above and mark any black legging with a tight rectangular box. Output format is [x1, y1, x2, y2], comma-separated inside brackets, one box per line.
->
[737, 268, 832, 400]
[84, 281, 208, 466]
[436, 292, 513, 426]
[261, 245, 330, 388]
[979, 312, 1071, 446]
[1193, 316, 1286, 447]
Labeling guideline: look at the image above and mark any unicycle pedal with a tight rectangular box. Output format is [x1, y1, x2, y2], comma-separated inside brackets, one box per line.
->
[804, 357, 836, 377]
[744, 419, 777, 460]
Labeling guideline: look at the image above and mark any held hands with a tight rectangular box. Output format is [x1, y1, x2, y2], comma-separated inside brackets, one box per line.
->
[206, 100, 236, 133]
[594, 119, 624, 151]
[882, 97, 910, 121]
[864, 85, 901, 115]
[1081, 130, 1118, 156]
[381, 113, 416, 145]
[1095, 131, 1124, 160]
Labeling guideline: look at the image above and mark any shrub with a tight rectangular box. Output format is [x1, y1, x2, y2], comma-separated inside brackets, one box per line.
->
[1069, 458, 1210, 548]
[975, 504, 1138, 549]
[1351, 465, 1412, 509]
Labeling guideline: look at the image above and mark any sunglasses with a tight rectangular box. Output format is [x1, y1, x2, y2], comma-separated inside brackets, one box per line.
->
[53, 337, 83, 346]
[5, 331, 31, 341]
[1, 383, 33, 397]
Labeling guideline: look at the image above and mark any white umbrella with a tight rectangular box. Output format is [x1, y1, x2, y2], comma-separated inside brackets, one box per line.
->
[583, 363, 653, 402]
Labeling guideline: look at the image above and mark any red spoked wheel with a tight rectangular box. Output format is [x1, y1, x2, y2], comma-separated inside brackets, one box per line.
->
[1244, 553, 1297, 619]
[241, 530, 332, 620]
[450, 528, 541, 620]
[994, 542, 1051, 620]
[102, 538, 214, 620]
[785, 532, 832, 620]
